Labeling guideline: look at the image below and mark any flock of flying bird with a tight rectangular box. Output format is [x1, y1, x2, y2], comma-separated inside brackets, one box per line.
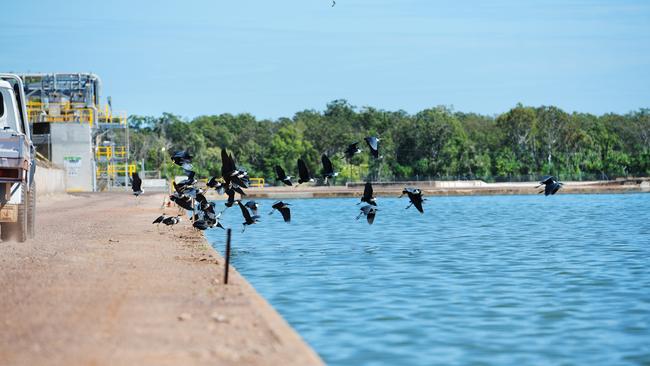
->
[136, 135, 563, 232]
[149, 148, 296, 233]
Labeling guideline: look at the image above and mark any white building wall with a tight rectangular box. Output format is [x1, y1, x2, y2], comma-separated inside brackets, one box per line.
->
[50, 123, 94, 192]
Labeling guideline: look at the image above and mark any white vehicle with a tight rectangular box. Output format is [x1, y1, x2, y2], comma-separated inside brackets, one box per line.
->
[0, 74, 35, 242]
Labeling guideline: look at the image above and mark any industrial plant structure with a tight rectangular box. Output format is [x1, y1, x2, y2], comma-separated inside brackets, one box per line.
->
[19, 73, 132, 192]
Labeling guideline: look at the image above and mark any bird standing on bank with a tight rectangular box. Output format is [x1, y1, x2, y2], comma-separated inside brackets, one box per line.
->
[152, 214, 166, 230]
[162, 215, 181, 230]
[131, 172, 143, 198]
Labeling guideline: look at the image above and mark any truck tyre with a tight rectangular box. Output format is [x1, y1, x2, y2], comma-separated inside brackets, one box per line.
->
[1, 183, 28, 242]
[27, 180, 35, 239]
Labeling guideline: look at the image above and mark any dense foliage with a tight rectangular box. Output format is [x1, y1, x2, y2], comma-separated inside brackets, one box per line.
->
[127, 101, 650, 183]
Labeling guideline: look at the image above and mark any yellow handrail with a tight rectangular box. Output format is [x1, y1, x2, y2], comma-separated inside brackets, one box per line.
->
[249, 177, 264, 188]
[27, 101, 95, 126]
[26, 101, 127, 126]
[96, 163, 137, 176]
[96, 146, 127, 160]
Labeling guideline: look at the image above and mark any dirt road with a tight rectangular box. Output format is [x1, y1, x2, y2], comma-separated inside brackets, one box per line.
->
[0, 193, 323, 366]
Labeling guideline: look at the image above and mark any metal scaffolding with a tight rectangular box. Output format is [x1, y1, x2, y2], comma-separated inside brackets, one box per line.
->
[20, 73, 133, 191]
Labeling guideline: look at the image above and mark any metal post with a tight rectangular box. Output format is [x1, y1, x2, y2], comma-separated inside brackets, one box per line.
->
[224, 229, 232, 285]
[125, 118, 130, 190]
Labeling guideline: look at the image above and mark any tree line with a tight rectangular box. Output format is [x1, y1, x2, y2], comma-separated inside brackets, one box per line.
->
[126, 100, 650, 183]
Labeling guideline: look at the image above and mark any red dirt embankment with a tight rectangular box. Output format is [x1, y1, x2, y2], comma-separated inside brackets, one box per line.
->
[0, 192, 323, 366]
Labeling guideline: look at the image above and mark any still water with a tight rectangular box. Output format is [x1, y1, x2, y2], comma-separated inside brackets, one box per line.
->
[206, 193, 650, 366]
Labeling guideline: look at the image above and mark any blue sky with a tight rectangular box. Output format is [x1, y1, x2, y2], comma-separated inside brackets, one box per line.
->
[1, 0, 648, 119]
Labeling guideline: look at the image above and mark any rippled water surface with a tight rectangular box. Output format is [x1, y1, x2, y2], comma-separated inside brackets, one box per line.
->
[206, 193, 650, 366]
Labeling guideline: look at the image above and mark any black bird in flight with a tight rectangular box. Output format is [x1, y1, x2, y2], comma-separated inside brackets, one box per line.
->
[297, 158, 314, 185]
[245, 200, 260, 216]
[231, 184, 247, 197]
[209, 212, 225, 230]
[238, 200, 260, 232]
[195, 192, 208, 207]
[400, 187, 425, 214]
[194, 202, 224, 230]
[321, 154, 338, 184]
[193, 220, 209, 230]
[332, 0, 336, 7]
[221, 149, 250, 188]
[223, 187, 237, 210]
[212, 218, 225, 230]
[275, 165, 293, 186]
[171, 150, 194, 175]
[183, 187, 203, 201]
[175, 173, 196, 193]
[364, 136, 380, 159]
[169, 193, 194, 211]
[131, 172, 143, 197]
[537, 176, 563, 196]
[207, 176, 225, 195]
[192, 208, 205, 222]
[356, 204, 378, 225]
[269, 201, 291, 223]
[171, 150, 192, 166]
[172, 181, 187, 195]
[344, 142, 361, 160]
[358, 181, 377, 206]
[202, 202, 225, 230]
[221, 149, 234, 184]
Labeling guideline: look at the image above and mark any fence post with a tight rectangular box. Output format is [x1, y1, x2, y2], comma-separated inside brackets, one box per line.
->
[224, 228, 232, 285]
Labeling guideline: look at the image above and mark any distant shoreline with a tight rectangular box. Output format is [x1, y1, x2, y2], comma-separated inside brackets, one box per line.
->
[204, 179, 650, 200]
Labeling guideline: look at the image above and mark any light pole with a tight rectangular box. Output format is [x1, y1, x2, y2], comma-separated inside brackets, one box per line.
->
[161, 146, 168, 181]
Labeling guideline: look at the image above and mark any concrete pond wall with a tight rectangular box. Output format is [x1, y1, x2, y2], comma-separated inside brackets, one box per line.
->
[35, 164, 67, 198]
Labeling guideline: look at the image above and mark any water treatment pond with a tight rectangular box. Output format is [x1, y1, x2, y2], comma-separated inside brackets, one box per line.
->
[206, 193, 650, 366]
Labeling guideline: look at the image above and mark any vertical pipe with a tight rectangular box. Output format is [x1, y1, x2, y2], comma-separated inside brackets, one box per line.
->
[125, 118, 130, 190]
[92, 159, 97, 192]
[224, 228, 232, 284]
